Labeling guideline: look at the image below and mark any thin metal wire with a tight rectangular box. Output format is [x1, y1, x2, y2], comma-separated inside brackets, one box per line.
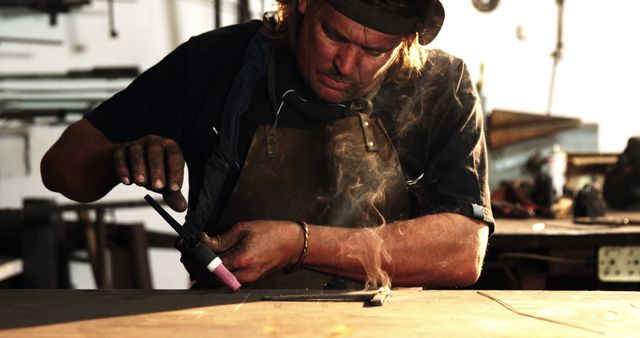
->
[477, 291, 605, 335]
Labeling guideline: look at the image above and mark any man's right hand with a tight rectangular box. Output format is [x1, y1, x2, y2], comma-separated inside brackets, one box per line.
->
[113, 135, 187, 212]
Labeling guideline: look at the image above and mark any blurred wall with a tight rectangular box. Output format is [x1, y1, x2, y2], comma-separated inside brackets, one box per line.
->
[432, 0, 639, 152]
[1, 0, 638, 288]
[0, 0, 271, 289]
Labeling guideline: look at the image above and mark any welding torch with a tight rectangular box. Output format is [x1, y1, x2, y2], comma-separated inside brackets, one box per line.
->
[144, 195, 241, 291]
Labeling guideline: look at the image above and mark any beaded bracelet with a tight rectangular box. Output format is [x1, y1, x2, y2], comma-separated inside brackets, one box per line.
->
[285, 221, 309, 273]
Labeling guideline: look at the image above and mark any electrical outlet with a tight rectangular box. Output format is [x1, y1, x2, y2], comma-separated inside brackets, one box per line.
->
[598, 246, 640, 282]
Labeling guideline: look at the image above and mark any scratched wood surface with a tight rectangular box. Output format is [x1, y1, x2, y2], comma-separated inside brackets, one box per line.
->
[0, 289, 638, 337]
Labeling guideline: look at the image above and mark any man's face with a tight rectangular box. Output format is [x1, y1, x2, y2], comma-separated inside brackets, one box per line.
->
[296, 0, 404, 103]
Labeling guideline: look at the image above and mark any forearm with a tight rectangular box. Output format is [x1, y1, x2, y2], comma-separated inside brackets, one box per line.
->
[41, 119, 120, 202]
[302, 213, 489, 287]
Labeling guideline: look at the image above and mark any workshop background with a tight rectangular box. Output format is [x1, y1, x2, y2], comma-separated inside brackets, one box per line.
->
[1, 0, 639, 289]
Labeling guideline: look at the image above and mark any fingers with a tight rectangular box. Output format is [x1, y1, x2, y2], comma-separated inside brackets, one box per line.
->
[128, 142, 147, 186]
[207, 227, 261, 283]
[231, 269, 261, 284]
[146, 138, 166, 191]
[113, 146, 131, 185]
[163, 190, 187, 212]
[202, 229, 240, 253]
[217, 251, 264, 284]
[165, 141, 185, 192]
[113, 135, 186, 203]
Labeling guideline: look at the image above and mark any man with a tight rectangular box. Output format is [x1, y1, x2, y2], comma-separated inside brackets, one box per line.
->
[41, 0, 493, 289]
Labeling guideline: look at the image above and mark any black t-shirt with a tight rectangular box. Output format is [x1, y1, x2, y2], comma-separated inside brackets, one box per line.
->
[86, 20, 495, 233]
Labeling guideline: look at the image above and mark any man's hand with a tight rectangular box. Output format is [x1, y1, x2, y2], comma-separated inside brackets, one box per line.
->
[42, 120, 187, 206]
[199, 220, 304, 284]
[113, 135, 187, 211]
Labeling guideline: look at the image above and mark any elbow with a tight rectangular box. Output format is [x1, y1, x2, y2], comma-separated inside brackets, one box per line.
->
[451, 257, 483, 287]
[451, 236, 489, 287]
[411, 255, 482, 288]
[407, 249, 484, 288]
[40, 147, 104, 203]
[40, 149, 61, 193]
[446, 228, 489, 287]
[39, 118, 116, 203]
[430, 253, 482, 288]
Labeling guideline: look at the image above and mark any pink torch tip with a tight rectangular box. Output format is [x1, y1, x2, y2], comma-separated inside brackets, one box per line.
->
[212, 263, 241, 291]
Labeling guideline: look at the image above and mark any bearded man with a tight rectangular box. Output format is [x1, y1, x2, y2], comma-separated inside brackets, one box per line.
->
[42, 0, 494, 289]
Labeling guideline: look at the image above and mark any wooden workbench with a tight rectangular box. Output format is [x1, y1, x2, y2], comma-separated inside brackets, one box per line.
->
[480, 212, 640, 289]
[491, 211, 640, 249]
[0, 289, 638, 337]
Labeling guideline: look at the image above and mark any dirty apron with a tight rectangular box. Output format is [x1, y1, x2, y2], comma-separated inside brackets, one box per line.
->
[215, 62, 413, 289]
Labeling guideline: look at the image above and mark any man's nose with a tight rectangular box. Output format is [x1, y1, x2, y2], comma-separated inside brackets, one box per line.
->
[333, 45, 359, 77]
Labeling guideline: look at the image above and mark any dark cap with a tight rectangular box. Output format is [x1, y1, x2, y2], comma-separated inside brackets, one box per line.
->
[325, 0, 445, 45]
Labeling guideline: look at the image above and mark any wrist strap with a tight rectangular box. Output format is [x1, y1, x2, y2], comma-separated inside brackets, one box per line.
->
[285, 221, 309, 273]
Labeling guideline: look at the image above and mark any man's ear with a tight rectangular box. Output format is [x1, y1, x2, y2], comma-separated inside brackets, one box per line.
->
[297, 0, 308, 14]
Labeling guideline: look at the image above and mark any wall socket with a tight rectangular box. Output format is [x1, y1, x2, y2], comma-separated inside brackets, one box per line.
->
[598, 246, 640, 282]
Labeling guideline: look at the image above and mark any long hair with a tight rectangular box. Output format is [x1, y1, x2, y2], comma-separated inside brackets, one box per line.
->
[269, 0, 429, 82]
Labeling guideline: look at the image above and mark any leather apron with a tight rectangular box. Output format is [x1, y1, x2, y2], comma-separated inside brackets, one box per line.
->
[216, 108, 412, 289]
[214, 33, 412, 289]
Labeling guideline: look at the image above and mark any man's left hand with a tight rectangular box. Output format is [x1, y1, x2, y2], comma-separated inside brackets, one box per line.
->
[201, 220, 305, 284]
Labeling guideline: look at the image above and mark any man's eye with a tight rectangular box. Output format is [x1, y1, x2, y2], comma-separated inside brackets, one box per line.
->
[366, 50, 384, 57]
[327, 32, 347, 43]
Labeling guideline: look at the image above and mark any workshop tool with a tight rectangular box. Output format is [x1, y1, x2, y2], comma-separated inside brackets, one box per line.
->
[144, 195, 241, 291]
[263, 287, 391, 306]
[573, 217, 640, 226]
[573, 183, 607, 218]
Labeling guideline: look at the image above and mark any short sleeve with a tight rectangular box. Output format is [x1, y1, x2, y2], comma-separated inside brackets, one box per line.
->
[418, 60, 495, 233]
[85, 41, 189, 144]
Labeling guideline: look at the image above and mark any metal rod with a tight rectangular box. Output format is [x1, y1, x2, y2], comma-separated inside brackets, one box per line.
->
[107, 0, 118, 38]
[58, 199, 158, 211]
[213, 0, 221, 28]
[95, 208, 113, 289]
[238, 0, 250, 23]
[263, 293, 374, 302]
[547, 0, 565, 115]
[264, 287, 391, 306]
[0, 36, 63, 46]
